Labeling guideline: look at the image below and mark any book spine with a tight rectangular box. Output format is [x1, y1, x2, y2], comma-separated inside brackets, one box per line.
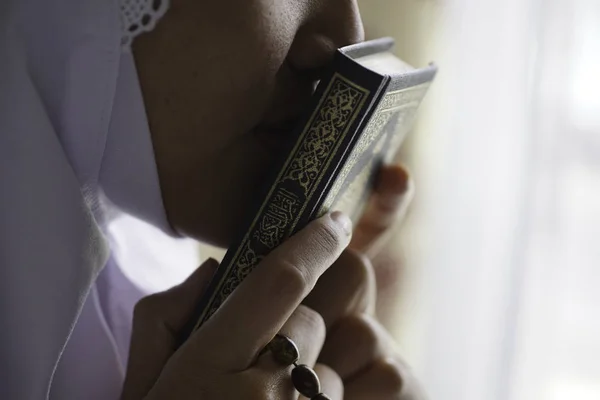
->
[184, 53, 386, 336]
[310, 75, 391, 221]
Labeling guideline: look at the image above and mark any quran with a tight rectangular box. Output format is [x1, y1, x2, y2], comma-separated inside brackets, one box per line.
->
[184, 37, 436, 336]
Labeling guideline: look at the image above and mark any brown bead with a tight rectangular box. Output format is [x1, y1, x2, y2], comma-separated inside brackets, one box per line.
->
[268, 335, 299, 366]
[292, 364, 321, 398]
[312, 394, 332, 400]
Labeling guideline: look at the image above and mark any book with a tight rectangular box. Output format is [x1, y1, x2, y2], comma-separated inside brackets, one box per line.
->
[184, 37, 437, 336]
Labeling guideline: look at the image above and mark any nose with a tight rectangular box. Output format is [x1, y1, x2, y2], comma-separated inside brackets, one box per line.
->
[287, 0, 365, 72]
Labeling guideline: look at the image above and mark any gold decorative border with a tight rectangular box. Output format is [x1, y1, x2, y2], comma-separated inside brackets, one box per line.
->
[194, 73, 370, 329]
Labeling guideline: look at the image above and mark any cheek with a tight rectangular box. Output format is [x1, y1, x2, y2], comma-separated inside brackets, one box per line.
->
[195, 3, 300, 119]
[200, 2, 303, 128]
[186, 50, 290, 150]
[134, 0, 308, 242]
[136, 0, 299, 145]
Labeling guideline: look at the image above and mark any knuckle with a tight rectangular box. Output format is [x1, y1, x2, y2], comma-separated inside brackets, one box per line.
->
[245, 369, 290, 400]
[247, 380, 268, 399]
[338, 314, 380, 357]
[294, 305, 326, 340]
[246, 380, 273, 400]
[377, 358, 405, 394]
[271, 258, 310, 297]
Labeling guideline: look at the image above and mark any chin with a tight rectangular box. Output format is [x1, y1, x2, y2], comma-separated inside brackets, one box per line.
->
[173, 134, 280, 248]
[174, 183, 258, 249]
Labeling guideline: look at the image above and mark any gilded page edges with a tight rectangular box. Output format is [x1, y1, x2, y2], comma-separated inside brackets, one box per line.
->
[319, 83, 431, 219]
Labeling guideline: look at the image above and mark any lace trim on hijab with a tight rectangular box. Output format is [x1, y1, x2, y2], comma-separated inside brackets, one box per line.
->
[120, 0, 170, 51]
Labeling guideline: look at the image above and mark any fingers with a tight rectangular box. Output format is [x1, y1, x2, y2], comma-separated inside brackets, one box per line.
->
[318, 314, 396, 380]
[121, 259, 219, 400]
[303, 249, 376, 329]
[198, 212, 352, 369]
[280, 306, 326, 367]
[312, 364, 344, 400]
[319, 314, 427, 400]
[370, 249, 406, 329]
[344, 358, 405, 400]
[257, 305, 326, 371]
[350, 164, 413, 253]
[344, 356, 427, 400]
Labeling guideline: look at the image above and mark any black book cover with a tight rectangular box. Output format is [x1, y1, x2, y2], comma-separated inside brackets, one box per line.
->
[182, 38, 437, 338]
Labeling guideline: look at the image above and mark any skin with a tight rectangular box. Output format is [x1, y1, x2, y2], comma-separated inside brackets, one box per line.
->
[134, 0, 364, 245]
[121, 168, 426, 399]
[122, 208, 426, 399]
[128, 0, 426, 398]
[348, 164, 414, 328]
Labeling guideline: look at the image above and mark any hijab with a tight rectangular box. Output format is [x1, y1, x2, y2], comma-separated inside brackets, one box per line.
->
[0, 0, 197, 398]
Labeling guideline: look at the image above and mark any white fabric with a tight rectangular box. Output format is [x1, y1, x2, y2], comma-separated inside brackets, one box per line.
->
[107, 214, 201, 296]
[0, 0, 197, 399]
[49, 260, 129, 400]
[49, 52, 200, 400]
[119, 0, 170, 51]
[0, 0, 120, 398]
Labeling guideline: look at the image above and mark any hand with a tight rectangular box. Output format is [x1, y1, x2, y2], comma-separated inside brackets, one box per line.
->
[121, 213, 353, 400]
[303, 165, 413, 329]
[303, 165, 414, 329]
[303, 165, 427, 399]
[319, 312, 428, 400]
[350, 164, 413, 328]
[304, 250, 427, 400]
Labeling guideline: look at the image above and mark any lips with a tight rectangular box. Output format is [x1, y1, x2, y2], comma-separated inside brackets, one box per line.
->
[252, 77, 317, 153]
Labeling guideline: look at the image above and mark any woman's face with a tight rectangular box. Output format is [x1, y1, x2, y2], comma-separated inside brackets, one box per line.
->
[134, 0, 363, 246]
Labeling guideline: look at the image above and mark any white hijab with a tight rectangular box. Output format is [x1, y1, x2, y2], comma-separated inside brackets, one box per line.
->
[0, 0, 197, 398]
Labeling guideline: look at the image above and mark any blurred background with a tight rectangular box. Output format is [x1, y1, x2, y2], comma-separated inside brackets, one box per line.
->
[108, 0, 600, 398]
[357, 0, 600, 399]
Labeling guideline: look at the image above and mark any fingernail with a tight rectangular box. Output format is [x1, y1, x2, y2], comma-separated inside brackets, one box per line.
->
[330, 211, 352, 236]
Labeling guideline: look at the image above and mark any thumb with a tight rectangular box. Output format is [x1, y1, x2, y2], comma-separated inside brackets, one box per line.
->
[121, 258, 219, 400]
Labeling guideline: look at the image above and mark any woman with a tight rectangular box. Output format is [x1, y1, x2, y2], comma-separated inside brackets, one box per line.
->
[0, 0, 426, 398]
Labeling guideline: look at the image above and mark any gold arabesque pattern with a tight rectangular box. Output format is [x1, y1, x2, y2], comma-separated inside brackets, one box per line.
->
[253, 188, 300, 249]
[194, 74, 369, 328]
[283, 78, 367, 194]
